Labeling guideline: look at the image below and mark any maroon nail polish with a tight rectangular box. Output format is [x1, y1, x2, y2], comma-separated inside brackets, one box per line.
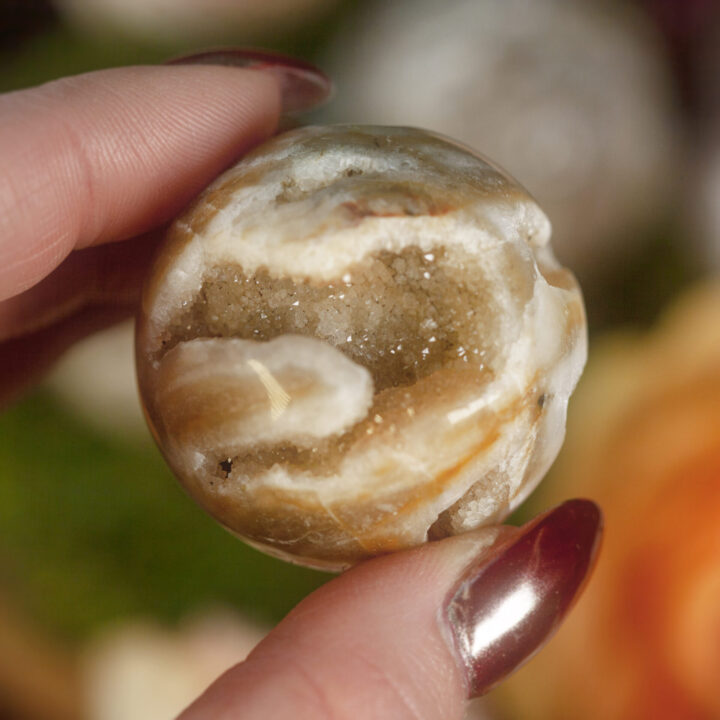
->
[445, 499, 602, 697]
[167, 48, 332, 114]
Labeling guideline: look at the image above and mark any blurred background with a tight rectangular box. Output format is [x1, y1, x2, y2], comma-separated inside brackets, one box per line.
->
[1, 0, 719, 718]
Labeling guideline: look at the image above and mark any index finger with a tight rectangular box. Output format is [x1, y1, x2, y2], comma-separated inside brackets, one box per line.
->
[0, 63, 281, 302]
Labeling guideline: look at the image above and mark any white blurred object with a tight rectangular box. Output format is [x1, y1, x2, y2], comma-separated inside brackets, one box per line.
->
[83, 611, 266, 720]
[46, 320, 149, 440]
[327, 0, 679, 279]
[56, 0, 338, 41]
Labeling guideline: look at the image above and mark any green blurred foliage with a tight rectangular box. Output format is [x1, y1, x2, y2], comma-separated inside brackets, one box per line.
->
[0, 391, 328, 642]
[0, 28, 169, 92]
[582, 222, 702, 332]
[0, 1, 363, 93]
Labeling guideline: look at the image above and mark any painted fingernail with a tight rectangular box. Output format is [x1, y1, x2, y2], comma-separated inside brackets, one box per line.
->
[167, 48, 332, 114]
[445, 499, 602, 697]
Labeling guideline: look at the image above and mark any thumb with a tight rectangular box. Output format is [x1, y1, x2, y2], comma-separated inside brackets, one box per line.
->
[180, 499, 601, 720]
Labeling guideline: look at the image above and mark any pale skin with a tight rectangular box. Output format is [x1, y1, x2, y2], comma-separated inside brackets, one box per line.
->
[0, 65, 592, 720]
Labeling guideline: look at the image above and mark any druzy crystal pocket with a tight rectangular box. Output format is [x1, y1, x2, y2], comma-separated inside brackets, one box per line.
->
[136, 126, 586, 569]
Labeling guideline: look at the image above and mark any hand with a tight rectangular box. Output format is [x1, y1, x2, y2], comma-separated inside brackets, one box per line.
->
[0, 48, 324, 405]
[0, 53, 602, 720]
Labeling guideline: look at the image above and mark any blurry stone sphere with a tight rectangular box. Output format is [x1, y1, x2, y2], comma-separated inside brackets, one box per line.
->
[327, 0, 680, 282]
[56, 0, 338, 42]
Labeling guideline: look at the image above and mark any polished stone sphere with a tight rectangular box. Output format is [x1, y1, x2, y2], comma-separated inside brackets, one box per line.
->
[136, 125, 586, 569]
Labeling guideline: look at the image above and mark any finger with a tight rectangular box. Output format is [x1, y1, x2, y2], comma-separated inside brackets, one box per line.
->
[0, 232, 158, 342]
[0, 234, 159, 405]
[180, 500, 601, 720]
[0, 234, 159, 406]
[0, 63, 281, 302]
[0, 305, 131, 409]
[0, 231, 162, 344]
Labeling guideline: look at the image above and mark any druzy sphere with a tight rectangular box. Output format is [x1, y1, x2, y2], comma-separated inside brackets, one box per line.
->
[136, 126, 587, 570]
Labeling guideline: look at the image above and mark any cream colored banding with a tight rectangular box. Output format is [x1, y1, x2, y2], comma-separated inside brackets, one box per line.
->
[156, 336, 374, 452]
[142, 126, 552, 354]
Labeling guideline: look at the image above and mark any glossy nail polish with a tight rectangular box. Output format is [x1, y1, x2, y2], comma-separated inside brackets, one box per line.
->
[167, 48, 332, 113]
[445, 499, 602, 697]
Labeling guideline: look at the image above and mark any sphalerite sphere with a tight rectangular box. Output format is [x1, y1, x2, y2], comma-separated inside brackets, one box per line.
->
[136, 125, 587, 570]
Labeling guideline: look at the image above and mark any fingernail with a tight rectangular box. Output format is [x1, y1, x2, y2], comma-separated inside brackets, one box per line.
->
[444, 499, 602, 697]
[167, 48, 332, 114]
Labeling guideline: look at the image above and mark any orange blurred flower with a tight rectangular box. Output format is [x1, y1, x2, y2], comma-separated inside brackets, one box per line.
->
[496, 282, 720, 719]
